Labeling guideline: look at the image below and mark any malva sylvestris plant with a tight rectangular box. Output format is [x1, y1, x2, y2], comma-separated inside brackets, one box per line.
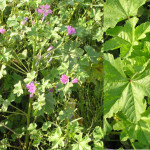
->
[0, 28, 6, 34]
[60, 74, 69, 84]
[72, 78, 78, 84]
[66, 26, 76, 35]
[0, 1, 103, 149]
[37, 4, 52, 17]
[26, 81, 36, 97]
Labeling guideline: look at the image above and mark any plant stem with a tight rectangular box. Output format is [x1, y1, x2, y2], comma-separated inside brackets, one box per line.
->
[24, 97, 32, 149]
[5, 64, 27, 75]
[32, 38, 36, 71]
[10, 104, 27, 116]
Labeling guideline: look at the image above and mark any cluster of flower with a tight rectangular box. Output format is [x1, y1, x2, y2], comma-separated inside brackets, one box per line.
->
[26, 75, 78, 97]
[1, 3, 78, 97]
[26, 81, 36, 98]
[0, 28, 5, 34]
[1, 4, 76, 36]
[60, 74, 78, 84]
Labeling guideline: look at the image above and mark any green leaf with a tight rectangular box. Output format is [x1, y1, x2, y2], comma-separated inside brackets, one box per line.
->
[104, 0, 147, 30]
[57, 108, 74, 121]
[93, 126, 104, 141]
[0, 0, 6, 11]
[13, 81, 23, 97]
[61, 41, 84, 61]
[18, 49, 27, 59]
[28, 123, 37, 131]
[58, 62, 69, 74]
[104, 53, 149, 123]
[45, 93, 55, 114]
[63, 82, 73, 94]
[72, 133, 91, 150]
[42, 121, 51, 131]
[0, 47, 12, 62]
[84, 46, 99, 63]
[24, 71, 36, 84]
[7, 15, 19, 27]
[48, 127, 64, 149]
[0, 65, 7, 79]
[1, 99, 11, 112]
[104, 17, 139, 58]
[135, 21, 150, 40]
[93, 141, 104, 150]
[114, 109, 150, 146]
[33, 94, 45, 111]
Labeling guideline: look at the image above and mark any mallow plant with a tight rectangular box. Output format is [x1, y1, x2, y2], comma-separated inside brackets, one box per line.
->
[0, 0, 103, 149]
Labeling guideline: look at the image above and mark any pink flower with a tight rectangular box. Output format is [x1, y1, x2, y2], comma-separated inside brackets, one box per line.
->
[21, 21, 25, 25]
[46, 22, 49, 26]
[49, 88, 54, 92]
[26, 81, 36, 97]
[24, 17, 28, 22]
[72, 78, 78, 84]
[60, 74, 69, 84]
[47, 45, 53, 51]
[0, 28, 6, 34]
[37, 4, 52, 17]
[66, 26, 76, 35]
[32, 21, 35, 24]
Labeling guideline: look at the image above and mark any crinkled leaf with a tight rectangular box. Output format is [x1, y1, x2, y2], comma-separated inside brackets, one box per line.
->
[7, 15, 19, 27]
[13, 81, 23, 97]
[45, 93, 55, 114]
[33, 94, 45, 111]
[104, 0, 147, 30]
[48, 127, 64, 149]
[104, 18, 150, 58]
[0, 65, 7, 79]
[72, 133, 91, 150]
[84, 46, 99, 63]
[104, 53, 149, 123]
[0, 0, 6, 11]
[42, 121, 51, 131]
[24, 71, 36, 84]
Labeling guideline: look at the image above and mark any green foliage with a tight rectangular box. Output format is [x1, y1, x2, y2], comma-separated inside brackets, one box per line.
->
[0, 0, 103, 149]
[104, 0, 147, 30]
[104, 0, 150, 149]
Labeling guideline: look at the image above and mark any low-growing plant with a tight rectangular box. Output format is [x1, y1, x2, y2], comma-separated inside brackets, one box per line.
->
[0, 0, 103, 149]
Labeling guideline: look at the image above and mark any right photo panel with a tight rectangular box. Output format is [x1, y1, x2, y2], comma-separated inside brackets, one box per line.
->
[104, 0, 150, 149]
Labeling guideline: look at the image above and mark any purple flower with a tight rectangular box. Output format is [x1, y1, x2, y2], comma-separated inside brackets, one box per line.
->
[37, 55, 41, 60]
[21, 21, 25, 25]
[60, 75, 69, 84]
[42, 16, 45, 22]
[26, 81, 36, 97]
[49, 88, 54, 92]
[47, 57, 52, 63]
[32, 21, 35, 24]
[66, 26, 76, 35]
[37, 4, 52, 17]
[72, 78, 78, 84]
[35, 61, 39, 66]
[70, 115, 73, 119]
[0, 28, 6, 34]
[24, 17, 28, 22]
[47, 45, 53, 51]
[46, 22, 49, 26]
[45, 53, 51, 58]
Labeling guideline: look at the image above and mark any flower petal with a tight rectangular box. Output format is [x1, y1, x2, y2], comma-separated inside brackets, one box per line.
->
[46, 9, 52, 14]
[43, 12, 48, 16]
[45, 4, 50, 9]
